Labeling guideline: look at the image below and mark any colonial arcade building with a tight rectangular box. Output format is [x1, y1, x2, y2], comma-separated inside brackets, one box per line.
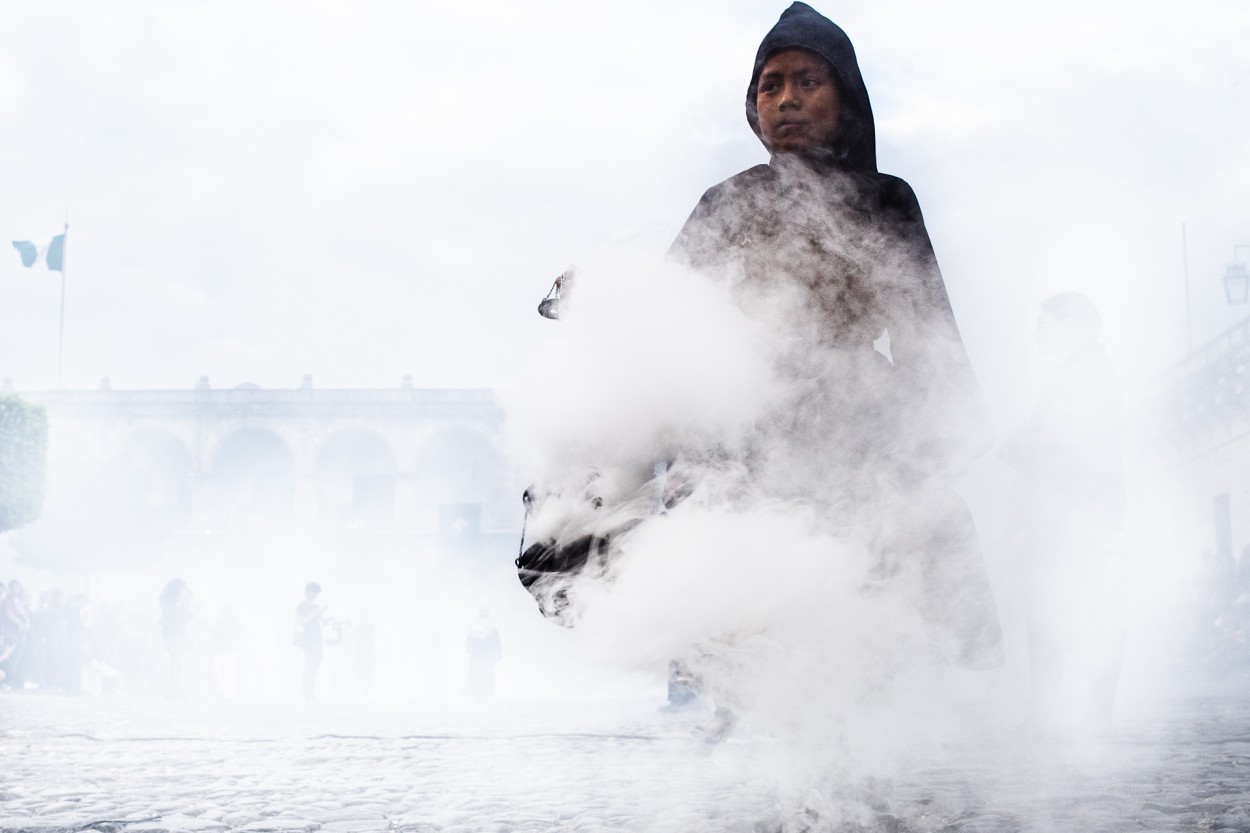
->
[1148, 315, 1250, 573]
[14, 381, 517, 570]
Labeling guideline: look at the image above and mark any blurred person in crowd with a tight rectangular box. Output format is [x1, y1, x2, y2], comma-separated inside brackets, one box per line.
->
[60, 594, 92, 693]
[0, 584, 7, 672]
[1197, 548, 1237, 661]
[159, 578, 193, 699]
[295, 581, 327, 701]
[1228, 549, 1250, 667]
[28, 589, 66, 690]
[0, 637, 12, 686]
[1, 579, 31, 687]
[1001, 292, 1126, 733]
[0, 583, 12, 686]
[1203, 546, 1250, 673]
[1198, 547, 1238, 616]
[92, 602, 146, 695]
[211, 607, 243, 699]
[464, 606, 502, 698]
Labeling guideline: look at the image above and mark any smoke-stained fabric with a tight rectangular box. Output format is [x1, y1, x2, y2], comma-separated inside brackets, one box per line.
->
[667, 3, 1002, 667]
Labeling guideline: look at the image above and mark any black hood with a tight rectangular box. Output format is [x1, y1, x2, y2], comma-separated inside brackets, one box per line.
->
[746, 2, 877, 173]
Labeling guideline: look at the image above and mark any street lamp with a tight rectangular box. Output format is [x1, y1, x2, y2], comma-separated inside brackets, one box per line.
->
[1224, 246, 1250, 305]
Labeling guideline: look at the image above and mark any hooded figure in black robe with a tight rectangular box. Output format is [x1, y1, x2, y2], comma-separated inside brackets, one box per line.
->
[668, 2, 1003, 668]
[519, 2, 1002, 670]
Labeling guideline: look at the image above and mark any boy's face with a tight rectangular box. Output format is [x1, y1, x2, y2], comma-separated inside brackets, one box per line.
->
[756, 49, 841, 155]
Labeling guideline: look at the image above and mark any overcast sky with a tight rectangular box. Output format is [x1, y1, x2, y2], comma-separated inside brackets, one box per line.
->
[3, 0, 1248, 422]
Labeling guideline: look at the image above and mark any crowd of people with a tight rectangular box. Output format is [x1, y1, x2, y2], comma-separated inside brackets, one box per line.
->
[0, 572, 506, 703]
[0, 550, 1244, 707]
[0, 579, 102, 694]
[1183, 546, 1250, 675]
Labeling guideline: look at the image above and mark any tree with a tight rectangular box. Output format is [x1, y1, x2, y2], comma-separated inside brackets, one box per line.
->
[0, 394, 48, 533]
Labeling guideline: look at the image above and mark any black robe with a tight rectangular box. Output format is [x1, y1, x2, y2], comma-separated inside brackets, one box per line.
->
[666, 2, 1003, 667]
[519, 3, 1004, 666]
[669, 157, 991, 492]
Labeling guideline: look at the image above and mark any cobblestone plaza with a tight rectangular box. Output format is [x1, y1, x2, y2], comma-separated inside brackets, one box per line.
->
[1, 691, 1247, 833]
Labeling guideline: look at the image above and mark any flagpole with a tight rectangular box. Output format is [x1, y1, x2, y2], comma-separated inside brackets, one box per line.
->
[1182, 221, 1191, 354]
[57, 210, 68, 388]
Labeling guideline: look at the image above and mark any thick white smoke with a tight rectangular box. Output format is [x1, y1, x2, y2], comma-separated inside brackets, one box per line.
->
[502, 251, 988, 789]
[506, 255, 778, 484]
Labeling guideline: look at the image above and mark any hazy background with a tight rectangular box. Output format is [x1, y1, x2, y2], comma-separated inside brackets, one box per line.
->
[1, 0, 1247, 411]
[1, 0, 1248, 711]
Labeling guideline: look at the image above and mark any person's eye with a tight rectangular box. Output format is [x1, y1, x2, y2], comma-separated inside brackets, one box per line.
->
[801, 77, 822, 89]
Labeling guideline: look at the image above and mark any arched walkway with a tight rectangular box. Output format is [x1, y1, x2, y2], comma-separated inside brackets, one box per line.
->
[313, 429, 398, 528]
[411, 427, 504, 539]
[209, 428, 297, 526]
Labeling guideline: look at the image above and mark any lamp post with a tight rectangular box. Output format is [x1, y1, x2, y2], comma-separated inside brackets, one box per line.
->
[1224, 245, 1250, 305]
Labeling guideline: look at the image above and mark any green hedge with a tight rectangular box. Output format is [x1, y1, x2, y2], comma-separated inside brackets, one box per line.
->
[0, 394, 48, 533]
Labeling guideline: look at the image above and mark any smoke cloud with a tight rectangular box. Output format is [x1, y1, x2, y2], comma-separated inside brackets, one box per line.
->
[503, 232, 999, 797]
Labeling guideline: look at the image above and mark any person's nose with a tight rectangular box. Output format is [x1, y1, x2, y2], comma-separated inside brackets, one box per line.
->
[778, 79, 800, 110]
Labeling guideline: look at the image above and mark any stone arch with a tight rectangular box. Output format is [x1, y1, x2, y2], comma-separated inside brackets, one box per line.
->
[209, 427, 297, 526]
[410, 426, 505, 538]
[22, 427, 197, 570]
[312, 428, 398, 528]
[112, 428, 196, 529]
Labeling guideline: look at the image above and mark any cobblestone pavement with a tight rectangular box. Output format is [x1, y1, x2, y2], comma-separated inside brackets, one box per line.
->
[1, 693, 1248, 833]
